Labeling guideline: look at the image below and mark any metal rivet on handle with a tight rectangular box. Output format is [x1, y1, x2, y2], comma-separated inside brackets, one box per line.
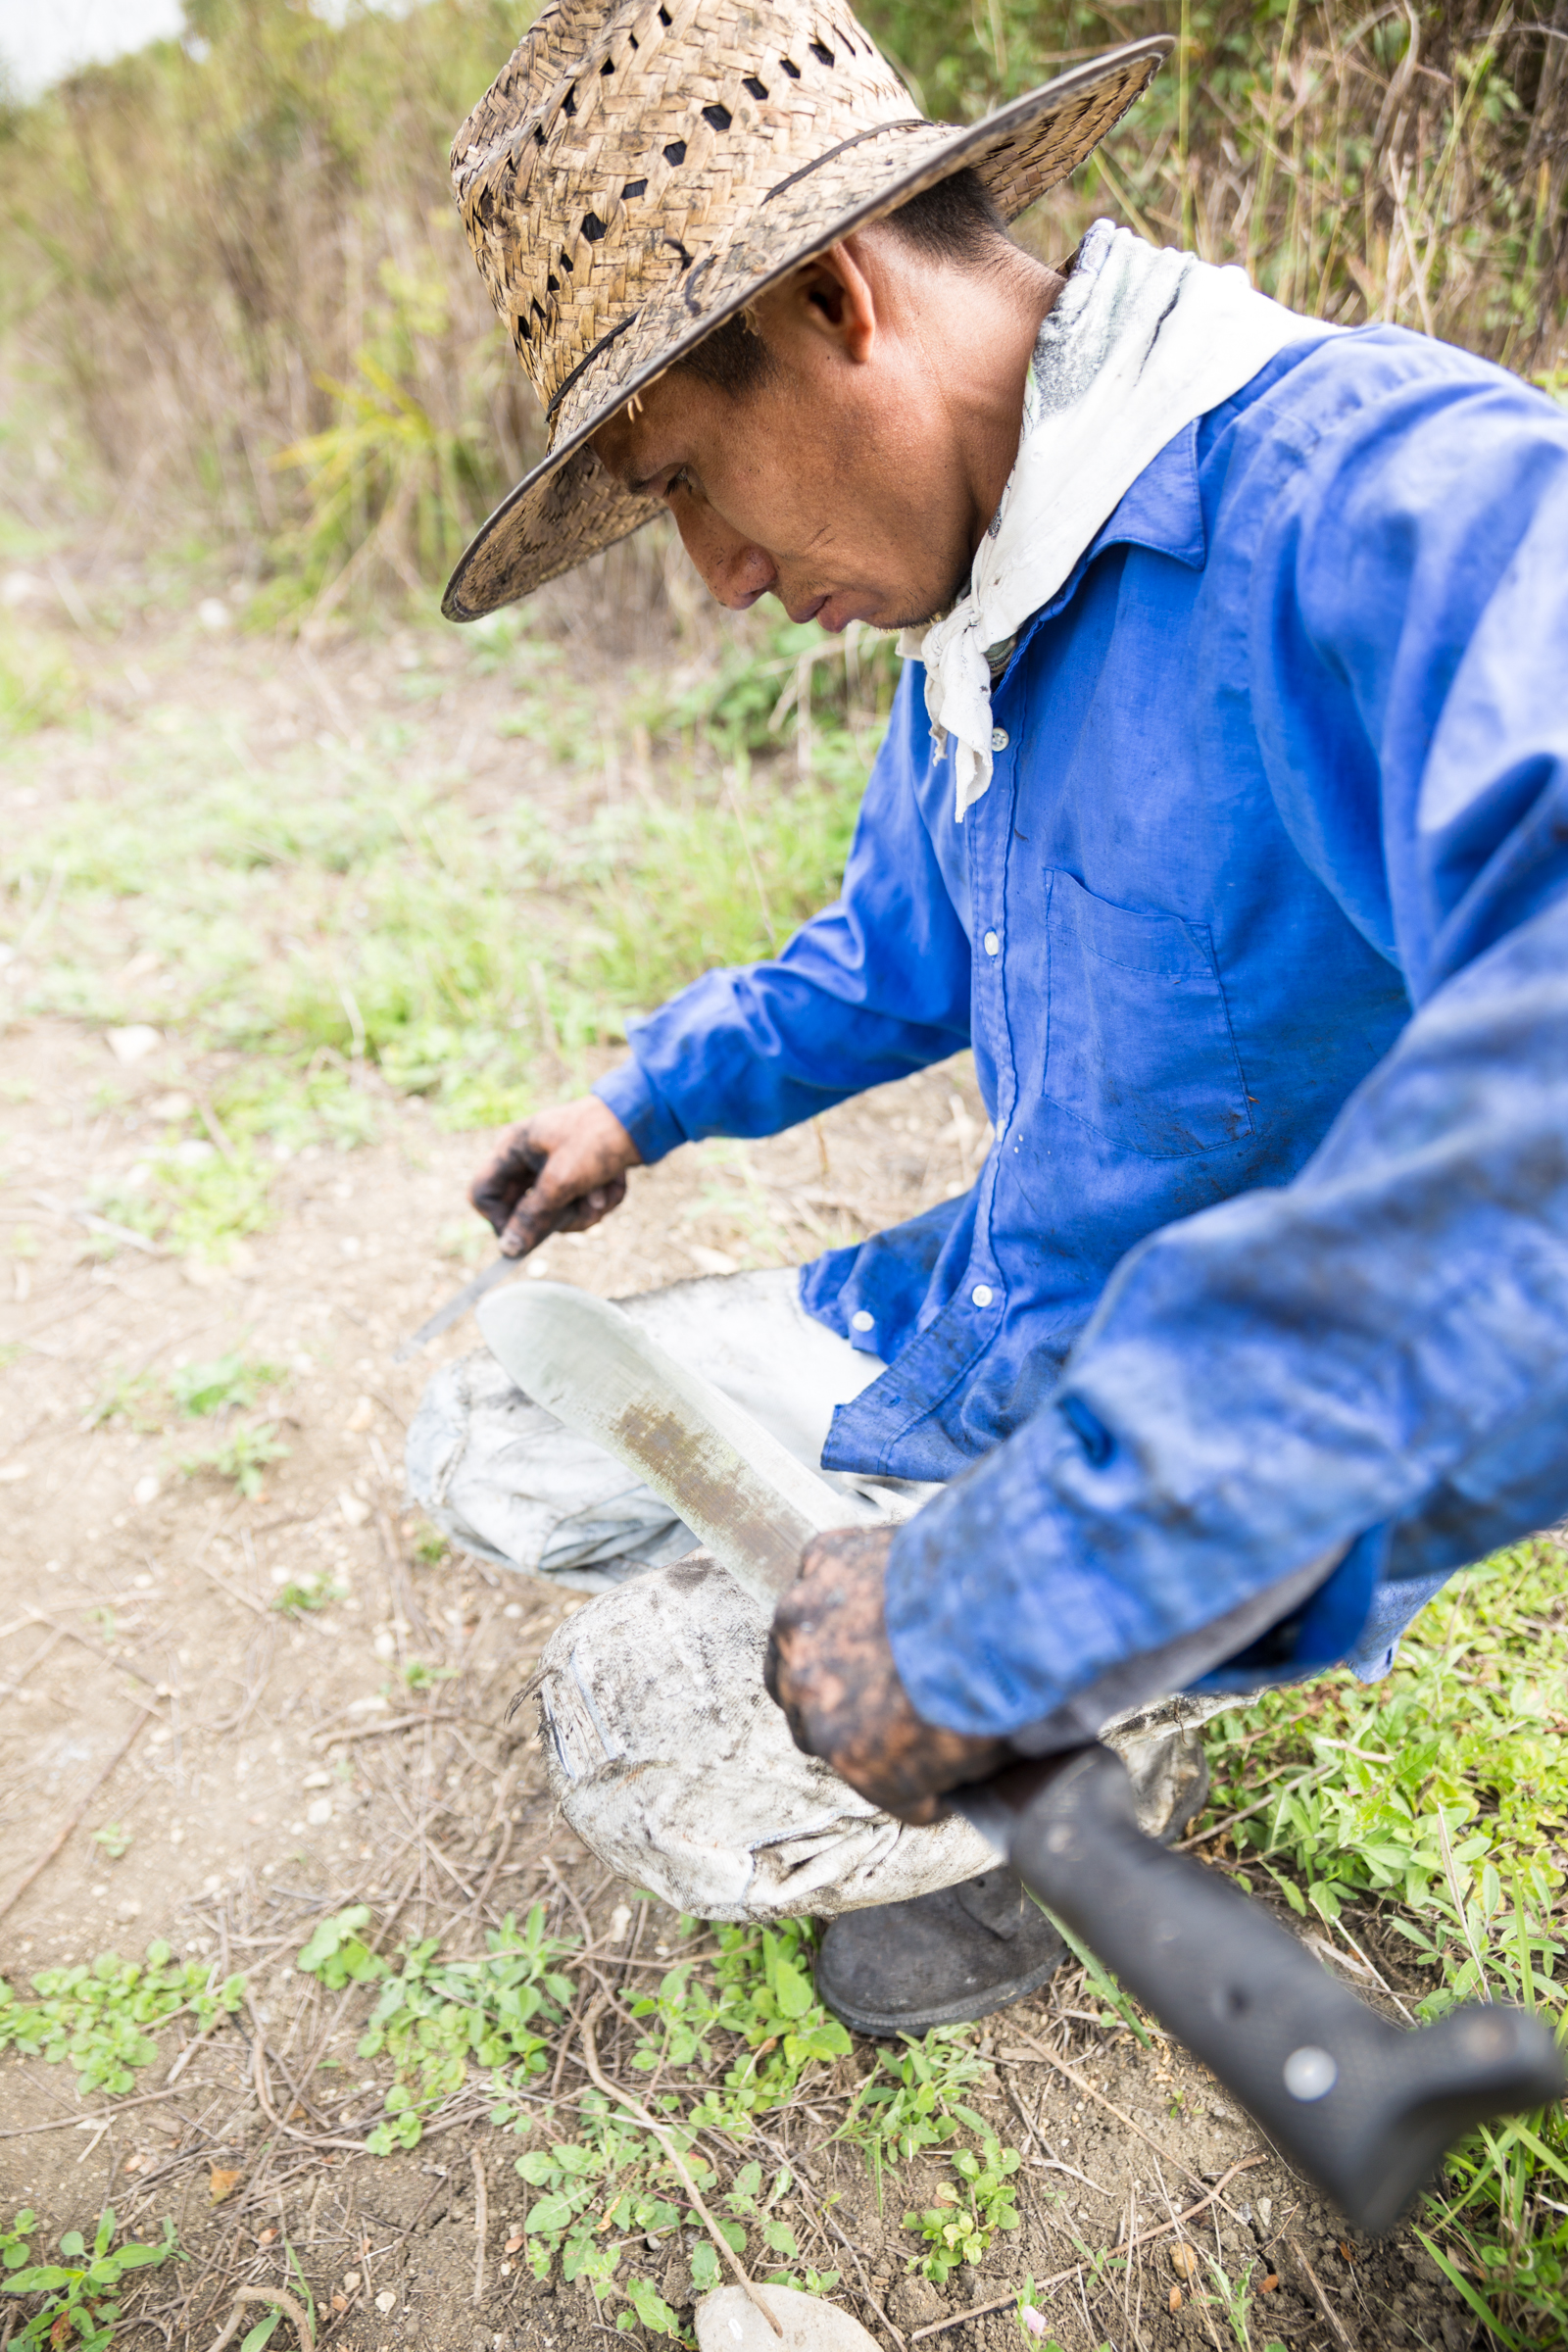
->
[1283, 2045, 1338, 2101]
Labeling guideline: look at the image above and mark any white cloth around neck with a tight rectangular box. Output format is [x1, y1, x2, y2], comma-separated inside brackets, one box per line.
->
[900, 220, 1328, 822]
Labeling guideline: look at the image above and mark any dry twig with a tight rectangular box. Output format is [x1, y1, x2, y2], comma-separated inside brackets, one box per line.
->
[577, 1999, 783, 2339]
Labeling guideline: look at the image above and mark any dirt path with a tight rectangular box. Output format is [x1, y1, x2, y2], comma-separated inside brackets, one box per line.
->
[0, 599, 1464, 2351]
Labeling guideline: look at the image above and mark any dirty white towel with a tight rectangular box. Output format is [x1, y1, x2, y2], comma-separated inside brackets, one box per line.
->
[407, 1263, 1223, 1922]
[530, 1549, 1221, 1922]
[902, 219, 1326, 822]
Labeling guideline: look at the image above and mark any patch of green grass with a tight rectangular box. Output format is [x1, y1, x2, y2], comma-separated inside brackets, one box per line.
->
[171, 1351, 284, 1418]
[1, 2208, 180, 2351]
[1199, 1537, 1568, 2341]
[178, 1420, 288, 1498]
[0, 618, 78, 739]
[0, 1943, 245, 2096]
[271, 1575, 344, 1619]
[2, 626, 881, 1140]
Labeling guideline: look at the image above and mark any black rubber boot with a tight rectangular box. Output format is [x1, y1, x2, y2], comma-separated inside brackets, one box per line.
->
[813, 1738, 1211, 2037]
[814, 1866, 1066, 2036]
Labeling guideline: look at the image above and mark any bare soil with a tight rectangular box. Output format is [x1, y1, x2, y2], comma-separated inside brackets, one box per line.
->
[0, 596, 1473, 2350]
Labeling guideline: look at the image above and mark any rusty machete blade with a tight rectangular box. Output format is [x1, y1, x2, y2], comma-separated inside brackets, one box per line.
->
[474, 1279, 882, 1604]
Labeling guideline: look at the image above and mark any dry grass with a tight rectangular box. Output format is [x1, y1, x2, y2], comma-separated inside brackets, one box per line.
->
[0, 1, 1563, 620]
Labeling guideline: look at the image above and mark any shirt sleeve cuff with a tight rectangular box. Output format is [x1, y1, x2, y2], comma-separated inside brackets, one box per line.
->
[592, 1056, 687, 1166]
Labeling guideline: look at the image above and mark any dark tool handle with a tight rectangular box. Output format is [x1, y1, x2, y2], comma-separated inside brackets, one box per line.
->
[963, 1746, 1565, 2234]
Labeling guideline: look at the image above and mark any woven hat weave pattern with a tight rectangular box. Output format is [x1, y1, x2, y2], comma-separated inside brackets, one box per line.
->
[445, 0, 1170, 616]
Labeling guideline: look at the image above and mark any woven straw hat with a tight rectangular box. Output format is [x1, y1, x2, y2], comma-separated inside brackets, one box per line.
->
[445, 0, 1171, 618]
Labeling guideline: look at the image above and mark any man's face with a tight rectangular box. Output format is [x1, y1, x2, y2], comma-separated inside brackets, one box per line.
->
[590, 235, 1008, 634]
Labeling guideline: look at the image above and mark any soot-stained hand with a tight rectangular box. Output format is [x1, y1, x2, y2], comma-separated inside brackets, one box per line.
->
[468, 1095, 642, 1258]
[763, 1523, 1011, 1824]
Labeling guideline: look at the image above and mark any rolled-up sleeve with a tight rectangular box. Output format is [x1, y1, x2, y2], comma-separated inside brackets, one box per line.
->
[884, 337, 1568, 1738]
[594, 662, 972, 1160]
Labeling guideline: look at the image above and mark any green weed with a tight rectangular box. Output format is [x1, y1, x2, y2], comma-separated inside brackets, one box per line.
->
[904, 2136, 1022, 2286]
[2, 2208, 179, 2351]
[0, 1944, 245, 2096]
[297, 1903, 576, 2152]
[178, 1421, 288, 1498]
[271, 1575, 344, 1619]
[172, 1352, 284, 1418]
[90, 1824, 131, 1861]
[1200, 1537, 1568, 2339]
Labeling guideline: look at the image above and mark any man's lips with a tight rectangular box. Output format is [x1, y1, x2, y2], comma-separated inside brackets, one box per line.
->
[786, 591, 878, 633]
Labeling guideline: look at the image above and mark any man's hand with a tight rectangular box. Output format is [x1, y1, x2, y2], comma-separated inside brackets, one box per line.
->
[763, 1524, 1011, 1824]
[469, 1096, 642, 1259]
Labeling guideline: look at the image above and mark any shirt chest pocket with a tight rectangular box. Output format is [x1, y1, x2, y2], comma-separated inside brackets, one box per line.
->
[1044, 870, 1252, 1157]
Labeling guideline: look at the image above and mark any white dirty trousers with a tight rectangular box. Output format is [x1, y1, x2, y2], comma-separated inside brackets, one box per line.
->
[406, 1266, 1218, 1923]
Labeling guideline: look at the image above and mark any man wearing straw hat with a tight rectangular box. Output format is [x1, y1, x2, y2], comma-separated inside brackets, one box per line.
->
[409, 0, 1568, 2031]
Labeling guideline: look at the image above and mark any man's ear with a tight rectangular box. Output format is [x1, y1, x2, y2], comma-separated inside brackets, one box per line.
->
[765, 239, 878, 367]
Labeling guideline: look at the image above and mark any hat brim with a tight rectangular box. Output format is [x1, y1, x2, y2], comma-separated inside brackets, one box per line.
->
[443, 36, 1171, 620]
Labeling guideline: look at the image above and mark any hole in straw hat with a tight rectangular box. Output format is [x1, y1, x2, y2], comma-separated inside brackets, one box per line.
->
[621, 179, 648, 199]
[702, 104, 732, 131]
[663, 139, 686, 165]
[582, 213, 606, 242]
[809, 38, 835, 66]
[780, 56, 801, 77]
[562, 87, 576, 116]
[601, 55, 614, 74]
[658, 4, 670, 21]
[743, 75, 768, 99]
[547, 271, 561, 290]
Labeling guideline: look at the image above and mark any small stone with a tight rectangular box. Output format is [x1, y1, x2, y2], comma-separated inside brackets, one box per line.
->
[106, 1024, 162, 1065]
[375, 2290, 397, 2315]
[343, 2274, 361, 2292]
[694, 2285, 879, 2351]
[1170, 2243, 1200, 2279]
[339, 1491, 371, 1527]
[306, 1797, 333, 1827]
[133, 1474, 161, 1506]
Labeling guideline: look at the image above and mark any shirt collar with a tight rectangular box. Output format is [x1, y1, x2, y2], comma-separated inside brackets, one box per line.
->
[995, 417, 1207, 686]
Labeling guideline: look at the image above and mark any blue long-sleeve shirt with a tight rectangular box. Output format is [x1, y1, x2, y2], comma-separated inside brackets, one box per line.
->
[596, 321, 1568, 1740]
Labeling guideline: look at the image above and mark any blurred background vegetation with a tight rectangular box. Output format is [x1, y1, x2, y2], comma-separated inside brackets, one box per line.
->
[0, 0, 1564, 618]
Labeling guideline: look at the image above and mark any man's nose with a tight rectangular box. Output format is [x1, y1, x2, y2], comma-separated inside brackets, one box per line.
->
[675, 506, 776, 610]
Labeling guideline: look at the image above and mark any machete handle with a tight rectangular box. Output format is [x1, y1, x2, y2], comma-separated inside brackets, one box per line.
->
[963, 1746, 1565, 2234]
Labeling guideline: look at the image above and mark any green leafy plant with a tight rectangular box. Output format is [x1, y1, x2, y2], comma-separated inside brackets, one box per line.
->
[90, 1823, 131, 1861]
[3, 2213, 36, 2275]
[2, 2208, 178, 2348]
[271, 1574, 344, 1618]
[402, 1658, 457, 1692]
[838, 2027, 993, 2201]
[179, 1420, 288, 1497]
[904, 2135, 1021, 2286]
[0, 1944, 245, 2096]
[297, 1905, 576, 2153]
[172, 1351, 285, 1417]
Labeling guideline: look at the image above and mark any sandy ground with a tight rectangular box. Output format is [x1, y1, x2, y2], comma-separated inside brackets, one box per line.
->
[0, 594, 1470, 2351]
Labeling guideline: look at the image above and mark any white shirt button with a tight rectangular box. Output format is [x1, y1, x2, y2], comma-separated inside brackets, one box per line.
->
[850, 1309, 875, 1334]
[983, 929, 1000, 956]
[991, 726, 1009, 752]
[971, 1284, 995, 1308]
